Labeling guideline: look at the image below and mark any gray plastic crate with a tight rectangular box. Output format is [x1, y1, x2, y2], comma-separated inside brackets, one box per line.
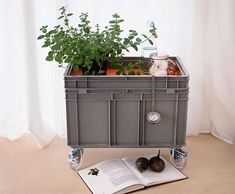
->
[64, 57, 189, 148]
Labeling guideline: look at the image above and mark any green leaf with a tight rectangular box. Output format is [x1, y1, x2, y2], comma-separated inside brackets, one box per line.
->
[84, 27, 90, 33]
[54, 25, 60, 28]
[59, 6, 66, 11]
[147, 39, 153, 45]
[58, 16, 64, 19]
[128, 71, 135, 75]
[37, 35, 45, 40]
[111, 63, 121, 69]
[42, 28, 47, 33]
[131, 44, 138, 51]
[84, 70, 89, 75]
[55, 53, 62, 63]
[51, 45, 59, 50]
[116, 37, 122, 42]
[124, 47, 129, 52]
[112, 13, 120, 18]
[123, 38, 130, 45]
[140, 66, 148, 71]
[42, 41, 50, 48]
[136, 37, 142, 42]
[149, 29, 157, 36]
[72, 65, 79, 72]
[116, 70, 121, 75]
[142, 34, 148, 39]
[67, 13, 73, 16]
[130, 31, 138, 36]
[98, 70, 105, 75]
[46, 29, 57, 37]
[109, 20, 116, 24]
[117, 19, 124, 23]
[46, 51, 54, 61]
[117, 48, 122, 54]
[64, 57, 71, 63]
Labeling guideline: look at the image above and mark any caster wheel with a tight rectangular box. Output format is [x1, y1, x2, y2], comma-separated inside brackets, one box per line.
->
[68, 147, 84, 171]
[170, 147, 188, 169]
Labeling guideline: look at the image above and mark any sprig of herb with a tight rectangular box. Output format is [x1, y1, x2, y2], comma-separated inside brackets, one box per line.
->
[38, 7, 157, 75]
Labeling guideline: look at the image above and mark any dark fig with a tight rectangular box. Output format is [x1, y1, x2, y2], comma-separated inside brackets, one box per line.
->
[149, 150, 165, 172]
[135, 157, 149, 172]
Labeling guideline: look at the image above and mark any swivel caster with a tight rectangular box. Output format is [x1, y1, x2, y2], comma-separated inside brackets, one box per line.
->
[68, 147, 84, 171]
[170, 147, 188, 169]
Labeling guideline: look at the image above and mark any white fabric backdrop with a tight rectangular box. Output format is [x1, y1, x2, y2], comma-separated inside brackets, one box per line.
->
[0, 0, 234, 147]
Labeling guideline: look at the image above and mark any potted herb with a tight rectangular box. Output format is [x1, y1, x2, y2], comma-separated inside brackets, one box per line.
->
[38, 6, 157, 75]
[37, 7, 189, 153]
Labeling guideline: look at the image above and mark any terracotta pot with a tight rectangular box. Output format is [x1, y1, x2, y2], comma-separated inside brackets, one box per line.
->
[106, 68, 144, 75]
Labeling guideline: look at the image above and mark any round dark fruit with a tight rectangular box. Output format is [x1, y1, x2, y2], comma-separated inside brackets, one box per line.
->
[149, 150, 165, 172]
[135, 157, 149, 172]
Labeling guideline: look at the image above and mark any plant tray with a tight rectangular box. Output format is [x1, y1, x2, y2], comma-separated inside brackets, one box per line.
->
[64, 57, 189, 148]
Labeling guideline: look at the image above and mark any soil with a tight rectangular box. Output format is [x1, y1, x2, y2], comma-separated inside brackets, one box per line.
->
[69, 58, 182, 76]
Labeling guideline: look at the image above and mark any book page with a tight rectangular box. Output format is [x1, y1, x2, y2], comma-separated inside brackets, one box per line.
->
[122, 156, 187, 186]
[79, 159, 144, 194]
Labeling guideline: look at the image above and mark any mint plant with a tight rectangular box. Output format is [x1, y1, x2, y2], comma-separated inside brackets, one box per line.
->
[38, 6, 157, 75]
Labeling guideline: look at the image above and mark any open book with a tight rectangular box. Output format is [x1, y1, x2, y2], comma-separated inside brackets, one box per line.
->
[78, 155, 187, 194]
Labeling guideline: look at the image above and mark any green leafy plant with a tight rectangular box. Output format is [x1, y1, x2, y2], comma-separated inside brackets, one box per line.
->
[38, 6, 157, 75]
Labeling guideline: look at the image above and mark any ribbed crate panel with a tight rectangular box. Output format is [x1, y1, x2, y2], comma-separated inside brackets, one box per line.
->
[64, 57, 189, 148]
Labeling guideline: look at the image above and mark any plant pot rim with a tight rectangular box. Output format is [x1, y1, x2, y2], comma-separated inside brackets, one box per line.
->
[64, 56, 189, 78]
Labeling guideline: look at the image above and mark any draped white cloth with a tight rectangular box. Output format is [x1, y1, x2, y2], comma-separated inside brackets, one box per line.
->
[0, 0, 234, 147]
